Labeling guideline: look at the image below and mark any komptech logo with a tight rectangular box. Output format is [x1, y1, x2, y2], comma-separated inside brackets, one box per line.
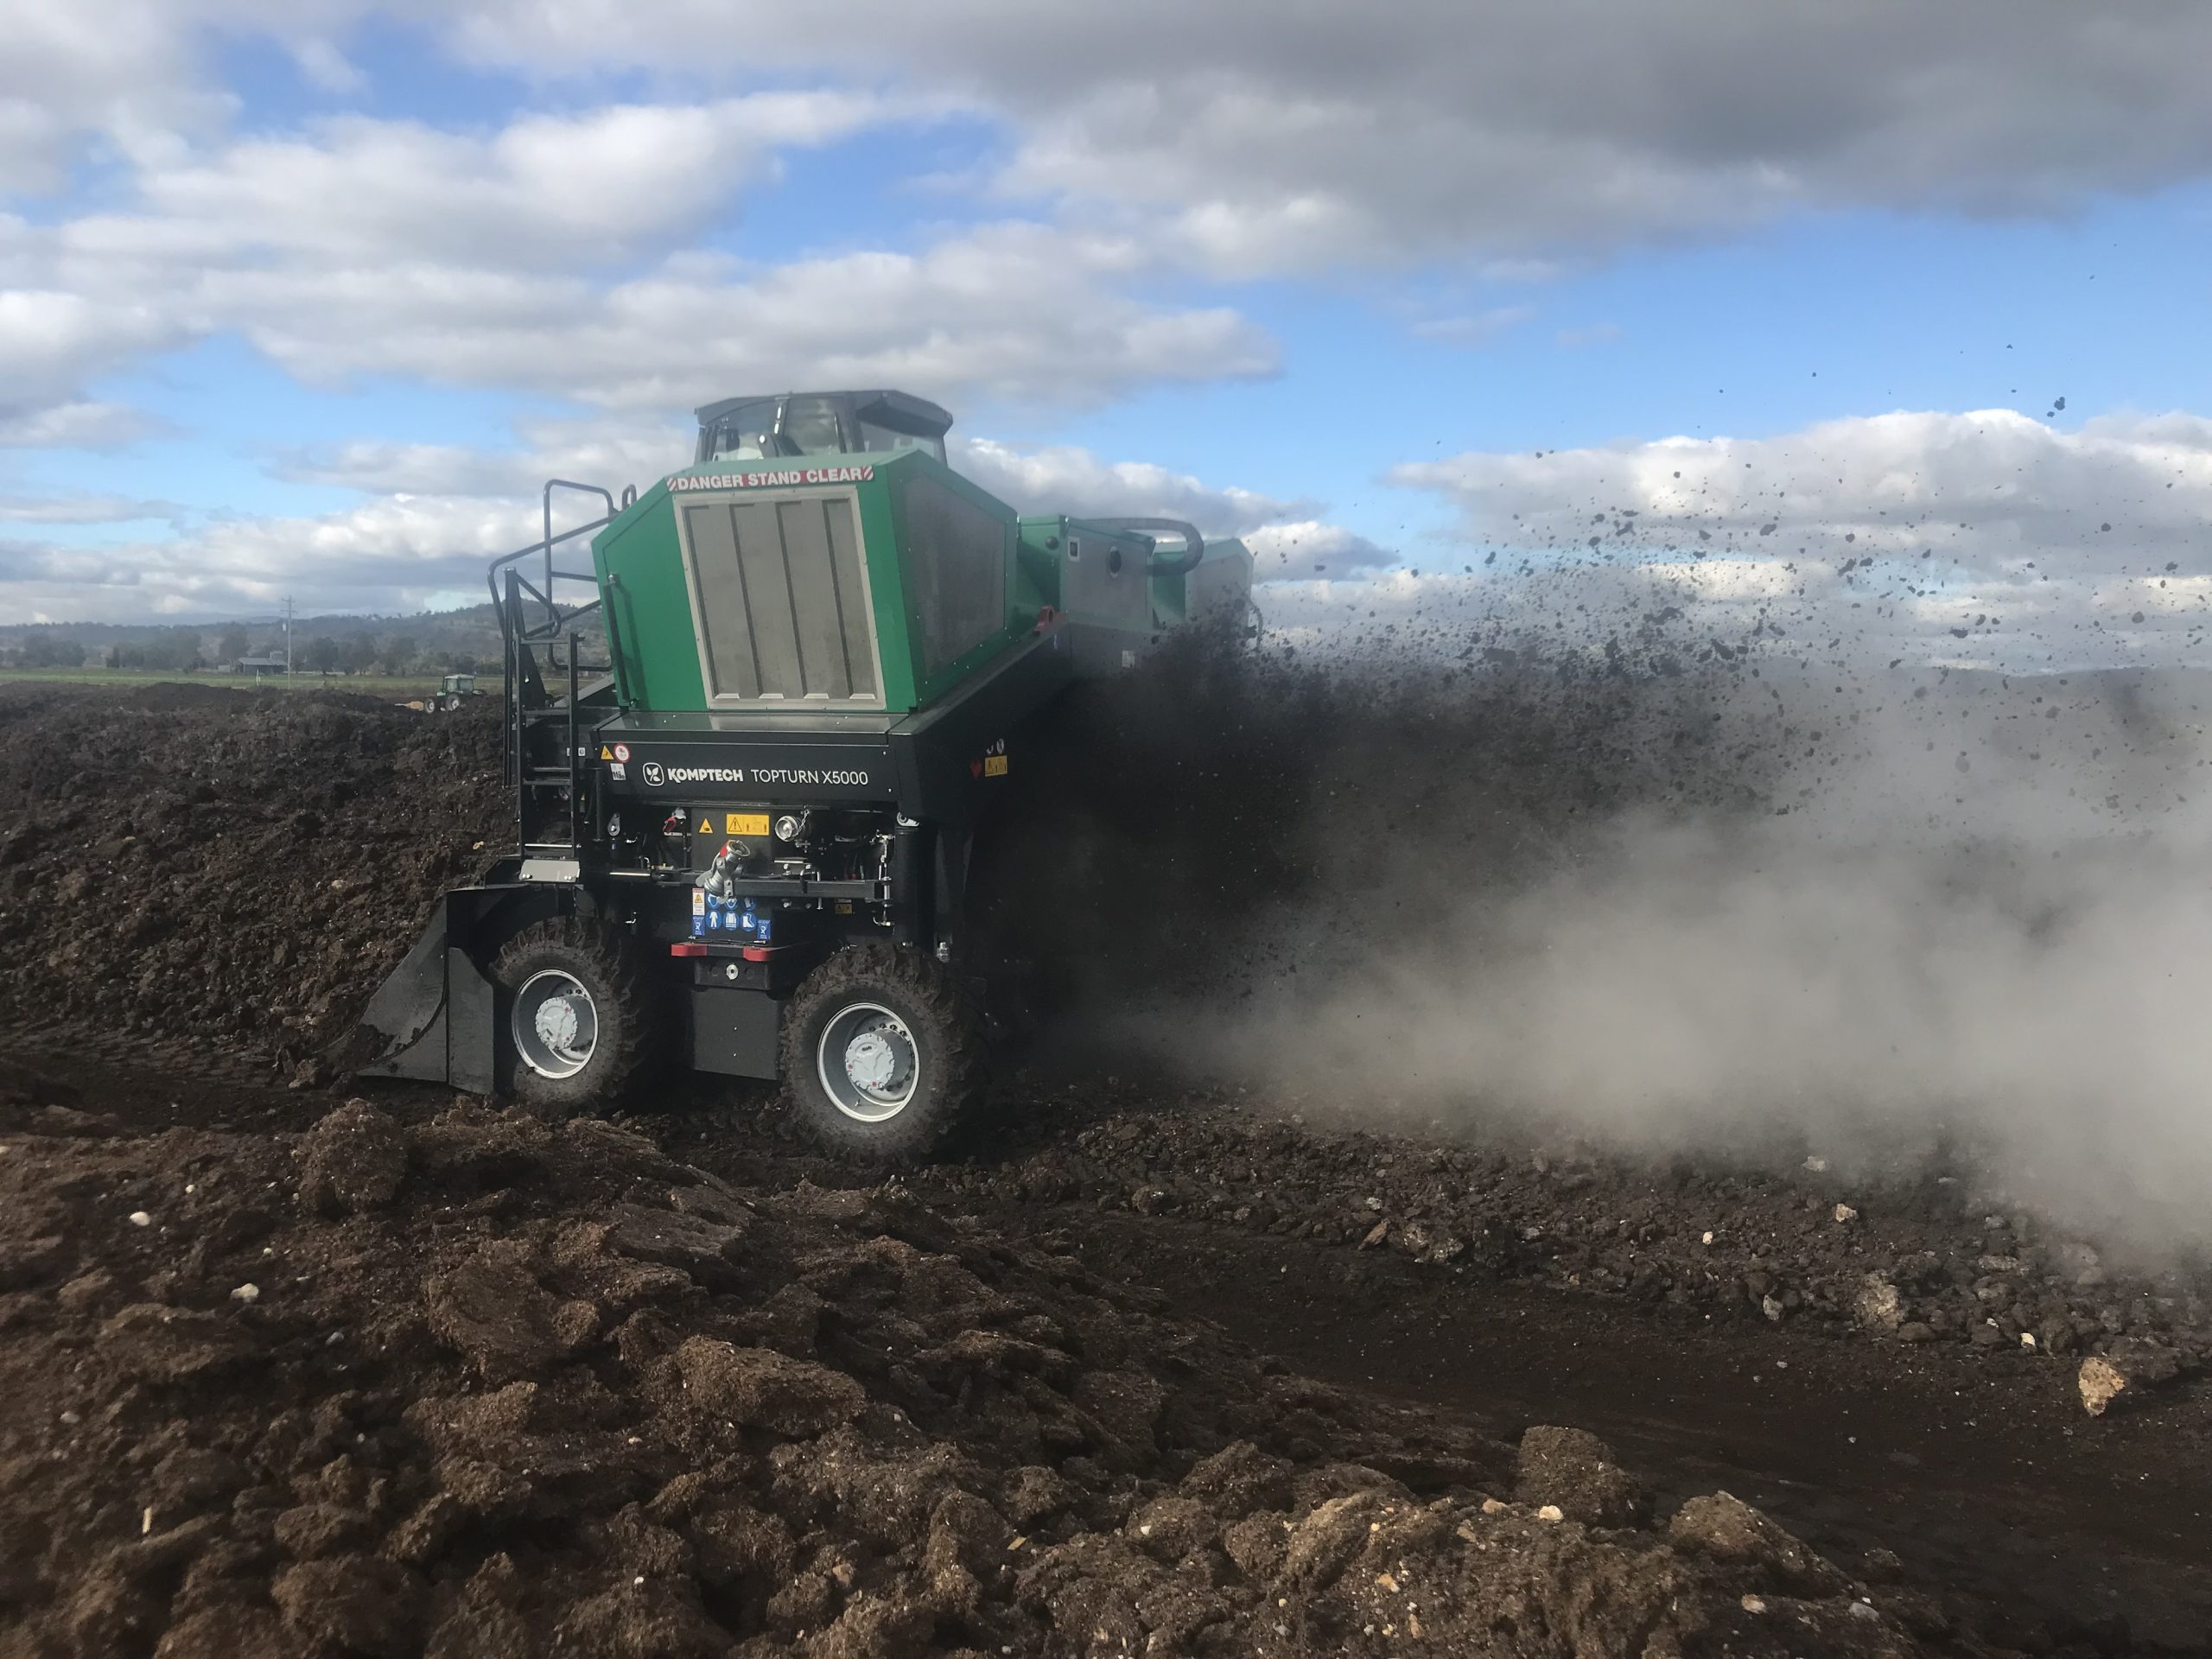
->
[641, 763, 750, 785]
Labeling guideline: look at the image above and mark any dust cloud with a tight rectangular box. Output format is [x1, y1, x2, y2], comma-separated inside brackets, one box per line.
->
[1012, 620, 2212, 1258]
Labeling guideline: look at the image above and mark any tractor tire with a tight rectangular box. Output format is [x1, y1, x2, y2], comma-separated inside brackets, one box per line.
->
[491, 918, 664, 1117]
[781, 944, 987, 1165]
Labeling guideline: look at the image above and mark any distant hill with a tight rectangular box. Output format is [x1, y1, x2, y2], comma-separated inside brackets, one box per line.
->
[0, 603, 530, 675]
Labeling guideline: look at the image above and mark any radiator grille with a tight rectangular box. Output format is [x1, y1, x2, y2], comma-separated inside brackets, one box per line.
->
[681, 494, 880, 702]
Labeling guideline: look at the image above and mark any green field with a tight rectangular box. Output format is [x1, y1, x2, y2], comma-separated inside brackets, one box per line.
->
[0, 666, 448, 696]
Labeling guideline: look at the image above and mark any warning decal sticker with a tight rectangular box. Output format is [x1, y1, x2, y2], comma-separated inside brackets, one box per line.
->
[669, 465, 874, 493]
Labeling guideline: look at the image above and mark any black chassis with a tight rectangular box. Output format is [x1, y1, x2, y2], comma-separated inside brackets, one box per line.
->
[358, 623, 1076, 1093]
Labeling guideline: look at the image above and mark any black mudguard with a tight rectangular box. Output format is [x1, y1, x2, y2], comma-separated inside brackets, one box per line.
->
[357, 895, 499, 1091]
[357, 883, 566, 1091]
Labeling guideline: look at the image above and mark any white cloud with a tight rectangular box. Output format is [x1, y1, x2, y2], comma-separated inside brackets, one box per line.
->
[287, 37, 367, 96]
[274, 416, 691, 496]
[952, 437, 1307, 534]
[1352, 409, 2212, 669]
[0, 289, 183, 424]
[0, 494, 180, 525]
[0, 493, 535, 622]
[1410, 307, 1535, 347]
[1391, 409, 2212, 575]
[0, 401, 157, 449]
[1, 101, 1280, 439]
[18, 3, 2212, 476]
[0, 0, 222, 193]
[0, 0, 382, 192]
[433, 1, 2212, 274]
[1244, 520, 1395, 579]
[78, 94, 903, 269]
[175, 222, 1276, 409]
[19, 4, 2212, 283]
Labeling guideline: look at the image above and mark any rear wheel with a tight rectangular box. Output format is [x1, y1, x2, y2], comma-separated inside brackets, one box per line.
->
[781, 944, 986, 1164]
[491, 918, 663, 1116]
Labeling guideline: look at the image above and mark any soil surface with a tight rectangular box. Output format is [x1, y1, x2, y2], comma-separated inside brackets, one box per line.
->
[0, 1053, 1970, 1659]
[664, 1086, 2212, 1653]
[1, 684, 2208, 1656]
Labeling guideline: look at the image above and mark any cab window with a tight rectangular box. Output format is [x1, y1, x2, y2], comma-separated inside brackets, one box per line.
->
[856, 418, 946, 462]
[779, 397, 847, 455]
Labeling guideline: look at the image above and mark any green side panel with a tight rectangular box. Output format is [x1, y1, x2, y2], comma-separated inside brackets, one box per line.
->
[593, 481, 708, 711]
[885, 457, 1026, 708]
[1036, 516, 1160, 639]
[854, 475, 919, 709]
[1014, 518, 1065, 614]
[1149, 567, 1188, 629]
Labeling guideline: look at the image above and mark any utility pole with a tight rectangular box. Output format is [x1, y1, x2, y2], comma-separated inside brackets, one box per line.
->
[283, 596, 293, 678]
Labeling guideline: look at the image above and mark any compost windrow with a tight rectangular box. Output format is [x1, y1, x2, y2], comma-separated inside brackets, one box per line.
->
[0, 683, 505, 1072]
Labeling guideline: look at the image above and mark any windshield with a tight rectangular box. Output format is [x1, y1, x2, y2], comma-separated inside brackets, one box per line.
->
[856, 418, 945, 462]
[702, 396, 849, 461]
[779, 396, 845, 454]
[701, 398, 784, 461]
[700, 395, 948, 463]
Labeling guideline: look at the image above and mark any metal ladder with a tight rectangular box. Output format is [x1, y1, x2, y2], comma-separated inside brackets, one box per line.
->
[489, 480, 635, 859]
[511, 624, 603, 856]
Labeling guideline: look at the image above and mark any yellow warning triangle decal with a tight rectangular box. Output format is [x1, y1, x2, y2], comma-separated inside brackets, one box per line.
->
[697, 817, 714, 833]
[599, 746, 613, 760]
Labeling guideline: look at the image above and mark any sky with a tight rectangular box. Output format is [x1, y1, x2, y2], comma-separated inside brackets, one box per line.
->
[3, 0, 2212, 667]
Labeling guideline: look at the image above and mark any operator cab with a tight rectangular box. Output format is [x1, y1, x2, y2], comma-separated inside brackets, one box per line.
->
[696, 390, 952, 466]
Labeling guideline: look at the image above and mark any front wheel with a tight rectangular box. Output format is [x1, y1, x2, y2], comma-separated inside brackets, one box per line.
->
[781, 944, 987, 1164]
[491, 918, 663, 1116]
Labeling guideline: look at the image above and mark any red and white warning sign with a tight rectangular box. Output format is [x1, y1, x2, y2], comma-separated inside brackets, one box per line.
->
[612, 742, 631, 764]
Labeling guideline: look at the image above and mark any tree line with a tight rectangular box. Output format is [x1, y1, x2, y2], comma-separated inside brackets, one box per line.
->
[9, 627, 470, 676]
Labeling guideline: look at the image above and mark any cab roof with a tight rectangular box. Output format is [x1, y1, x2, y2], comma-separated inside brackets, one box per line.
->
[691, 390, 954, 436]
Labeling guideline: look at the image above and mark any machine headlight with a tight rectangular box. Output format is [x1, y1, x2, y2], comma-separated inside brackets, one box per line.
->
[772, 812, 804, 842]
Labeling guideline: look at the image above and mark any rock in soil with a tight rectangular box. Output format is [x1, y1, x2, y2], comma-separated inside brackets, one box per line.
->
[1513, 1423, 1654, 1529]
[297, 1098, 409, 1215]
[2078, 1338, 2187, 1416]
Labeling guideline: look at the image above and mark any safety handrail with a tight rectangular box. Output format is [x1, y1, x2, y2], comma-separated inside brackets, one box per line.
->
[488, 479, 628, 851]
[485, 518, 611, 642]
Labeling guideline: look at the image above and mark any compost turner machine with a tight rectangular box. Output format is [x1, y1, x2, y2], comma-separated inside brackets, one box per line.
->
[359, 391, 1251, 1158]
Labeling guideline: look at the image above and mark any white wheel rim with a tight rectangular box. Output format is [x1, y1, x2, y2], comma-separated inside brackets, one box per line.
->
[818, 1002, 920, 1122]
[512, 969, 598, 1080]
